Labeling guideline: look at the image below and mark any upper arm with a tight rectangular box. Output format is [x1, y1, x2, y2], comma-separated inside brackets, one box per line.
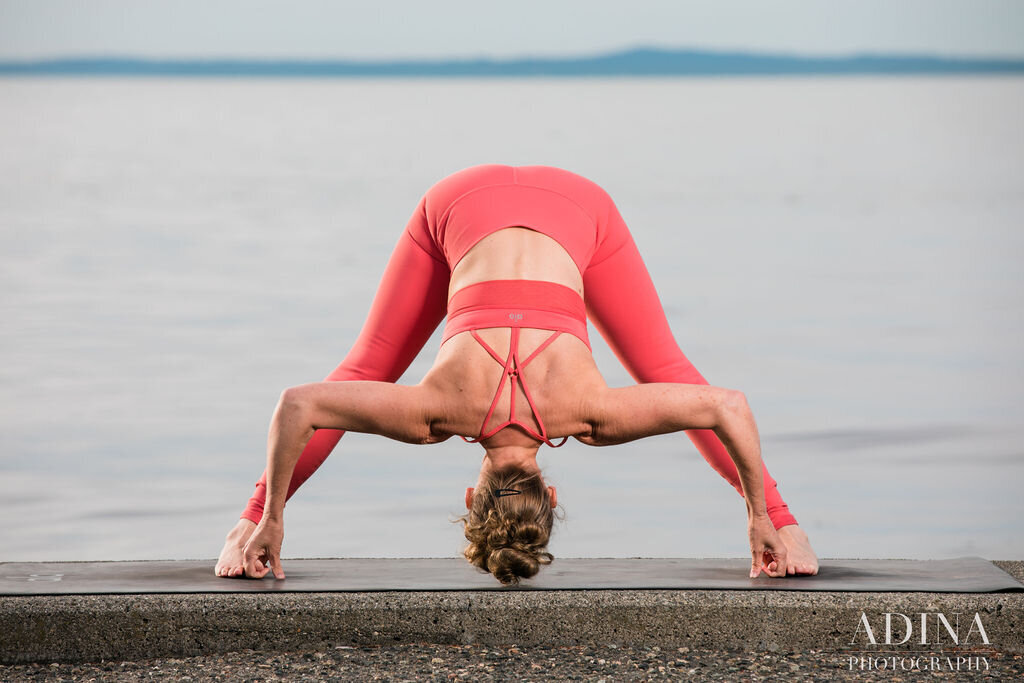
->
[281, 381, 447, 445]
[580, 383, 728, 446]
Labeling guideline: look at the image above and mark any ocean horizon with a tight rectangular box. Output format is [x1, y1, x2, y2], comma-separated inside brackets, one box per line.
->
[3, 46, 1024, 77]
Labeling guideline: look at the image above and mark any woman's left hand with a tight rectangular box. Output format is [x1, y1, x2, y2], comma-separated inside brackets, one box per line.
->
[242, 517, 286, 579]
[748, 515, 788, 578]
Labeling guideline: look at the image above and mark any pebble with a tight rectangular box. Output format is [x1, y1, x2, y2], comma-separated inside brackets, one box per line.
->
[1, 645, 1020, 681]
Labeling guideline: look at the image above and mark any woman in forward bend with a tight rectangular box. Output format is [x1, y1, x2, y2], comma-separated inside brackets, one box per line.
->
[215, 164, 819, 584]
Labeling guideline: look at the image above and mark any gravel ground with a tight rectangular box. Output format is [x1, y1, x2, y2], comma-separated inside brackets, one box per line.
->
[2, 644, 1020, 681]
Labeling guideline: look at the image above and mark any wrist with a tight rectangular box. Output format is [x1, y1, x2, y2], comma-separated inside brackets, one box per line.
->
[261, 511, 284, 524]
[748, 508, 771, 522]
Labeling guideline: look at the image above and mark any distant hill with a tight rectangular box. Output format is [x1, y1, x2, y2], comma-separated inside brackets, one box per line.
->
[2, 47, 1023, 77]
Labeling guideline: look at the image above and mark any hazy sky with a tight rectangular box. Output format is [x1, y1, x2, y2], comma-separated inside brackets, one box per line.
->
[1, 0, 1023, 60]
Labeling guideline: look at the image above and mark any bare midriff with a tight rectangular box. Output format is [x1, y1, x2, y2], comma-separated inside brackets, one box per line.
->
[436, 226, 593, 447]
[447, 227, 583, 302]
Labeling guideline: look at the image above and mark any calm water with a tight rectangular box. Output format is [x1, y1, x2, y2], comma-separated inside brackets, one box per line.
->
[1, 76, 1022, 563]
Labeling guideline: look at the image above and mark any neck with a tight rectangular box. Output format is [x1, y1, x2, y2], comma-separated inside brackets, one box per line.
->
[482, 444, 540, 475]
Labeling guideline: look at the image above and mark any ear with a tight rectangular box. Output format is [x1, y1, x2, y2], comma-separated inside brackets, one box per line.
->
[465, 487, 474, 510]
[548, 485, 557, 509]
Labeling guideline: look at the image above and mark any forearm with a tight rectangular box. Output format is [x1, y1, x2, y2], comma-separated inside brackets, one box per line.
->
[709, 393, 768, 519]
[261, 381, 438, 519]
[263, 391, 317, 521]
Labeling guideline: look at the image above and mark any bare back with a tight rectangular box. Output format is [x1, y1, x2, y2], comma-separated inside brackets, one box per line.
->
[447, 227, 584, 299]
[423, 227, 606, 447]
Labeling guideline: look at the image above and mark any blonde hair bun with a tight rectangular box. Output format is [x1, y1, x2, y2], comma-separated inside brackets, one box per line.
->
[459, 467, 556, 585]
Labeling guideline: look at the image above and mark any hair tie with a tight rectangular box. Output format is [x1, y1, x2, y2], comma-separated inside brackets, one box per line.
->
[495, 488, 522, 498]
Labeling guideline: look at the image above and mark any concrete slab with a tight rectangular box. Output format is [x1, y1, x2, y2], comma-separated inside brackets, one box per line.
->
[1, 559, 1021, 664]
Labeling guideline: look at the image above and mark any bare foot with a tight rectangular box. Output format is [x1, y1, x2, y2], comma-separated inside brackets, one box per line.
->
[215, 518, 257, 577]
[777, 524, 820, 575]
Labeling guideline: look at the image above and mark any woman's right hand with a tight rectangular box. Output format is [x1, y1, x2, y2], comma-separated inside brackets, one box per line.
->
[242, 517, 286, 579]
[748, 515, 788, 578]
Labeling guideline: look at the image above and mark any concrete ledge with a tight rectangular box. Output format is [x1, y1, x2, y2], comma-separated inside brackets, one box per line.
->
[2, 560, 1021, 664]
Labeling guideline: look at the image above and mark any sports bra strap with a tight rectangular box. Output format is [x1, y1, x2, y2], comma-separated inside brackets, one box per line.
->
[460, 327, 569, 448]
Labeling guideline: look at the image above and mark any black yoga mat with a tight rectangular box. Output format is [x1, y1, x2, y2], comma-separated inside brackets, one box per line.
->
[1, 557, 1020, 595]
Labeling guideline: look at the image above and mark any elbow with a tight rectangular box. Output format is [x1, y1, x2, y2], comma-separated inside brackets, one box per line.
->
[275, 386, 313, 430]
[718, 389, 750, 425]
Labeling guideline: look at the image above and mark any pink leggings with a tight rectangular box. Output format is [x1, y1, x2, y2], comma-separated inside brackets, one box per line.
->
[241, 172, 797, 529]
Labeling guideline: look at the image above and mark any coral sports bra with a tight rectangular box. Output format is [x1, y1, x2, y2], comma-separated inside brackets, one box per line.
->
[444, 278, 588, 448]
[459, 326, 569, 448]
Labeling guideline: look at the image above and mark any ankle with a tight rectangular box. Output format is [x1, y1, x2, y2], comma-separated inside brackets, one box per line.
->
[225, 518, 256, 543]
